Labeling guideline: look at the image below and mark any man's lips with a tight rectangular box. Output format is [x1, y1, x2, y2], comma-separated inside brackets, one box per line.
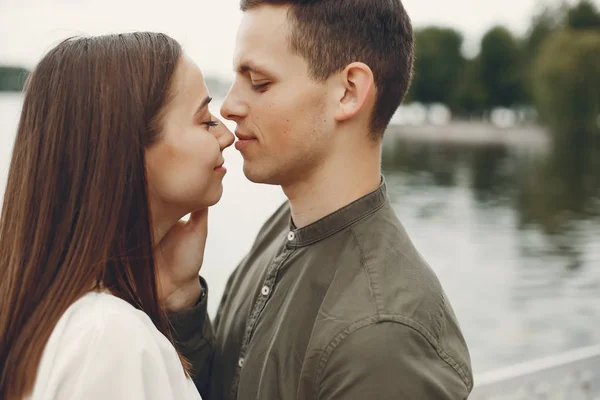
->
[235, 131, 256, 141]
[235, 131, 257, 151]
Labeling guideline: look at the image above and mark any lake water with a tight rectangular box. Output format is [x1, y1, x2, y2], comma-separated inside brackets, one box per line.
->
[1, 93, 599, 375]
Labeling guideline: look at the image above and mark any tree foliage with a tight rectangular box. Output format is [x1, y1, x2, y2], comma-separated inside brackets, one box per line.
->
[533, 29, 600, 140]
[408, 27, 465, 108]
[479, 26, 524, 108]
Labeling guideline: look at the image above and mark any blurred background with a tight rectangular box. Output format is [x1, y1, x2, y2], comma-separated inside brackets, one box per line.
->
[1, 0, 599, 395]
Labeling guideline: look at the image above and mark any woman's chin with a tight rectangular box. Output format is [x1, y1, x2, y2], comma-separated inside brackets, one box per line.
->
[175, 183, 225, 214]
[199, 185, 224, 208]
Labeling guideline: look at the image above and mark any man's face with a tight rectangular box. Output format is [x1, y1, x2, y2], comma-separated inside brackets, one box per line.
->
[220, 4, 333, 186]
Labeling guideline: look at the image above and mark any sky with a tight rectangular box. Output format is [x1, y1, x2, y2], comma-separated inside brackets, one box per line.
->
[1, 0, 598, 79]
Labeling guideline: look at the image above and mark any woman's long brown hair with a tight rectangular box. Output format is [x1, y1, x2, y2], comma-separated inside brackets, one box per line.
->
[0, 33, 187, 398]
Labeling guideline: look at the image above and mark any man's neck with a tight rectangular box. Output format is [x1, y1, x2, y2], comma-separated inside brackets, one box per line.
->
[283, 146, 382, 229]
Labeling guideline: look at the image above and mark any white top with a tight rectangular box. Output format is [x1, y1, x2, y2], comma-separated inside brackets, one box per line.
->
[27, 292, 202, 400]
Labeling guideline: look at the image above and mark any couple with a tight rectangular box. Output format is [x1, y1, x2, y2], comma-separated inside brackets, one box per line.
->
[0, 0, 473, 399]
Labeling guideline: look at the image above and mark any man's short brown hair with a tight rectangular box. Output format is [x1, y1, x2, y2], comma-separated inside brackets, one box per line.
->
[240, 0, 414, 137]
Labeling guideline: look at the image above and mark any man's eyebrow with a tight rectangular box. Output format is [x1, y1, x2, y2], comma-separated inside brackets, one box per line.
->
[236, 61, 272, 77]
[194, 96, 213, 116]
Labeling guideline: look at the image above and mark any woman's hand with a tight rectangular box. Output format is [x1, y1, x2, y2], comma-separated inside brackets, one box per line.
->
[155, 209, 208, 312]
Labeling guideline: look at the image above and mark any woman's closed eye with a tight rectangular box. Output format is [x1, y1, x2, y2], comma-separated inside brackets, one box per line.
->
[203, 120, 219, 129]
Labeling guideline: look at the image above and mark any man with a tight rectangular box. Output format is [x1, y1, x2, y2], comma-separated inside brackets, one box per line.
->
[166, 0, 473, 398]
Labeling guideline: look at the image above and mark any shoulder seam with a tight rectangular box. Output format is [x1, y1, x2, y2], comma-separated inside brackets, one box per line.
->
[349, 228, 385, 313]
[348, 229, 446, 336]
[312, 316, 472, 398]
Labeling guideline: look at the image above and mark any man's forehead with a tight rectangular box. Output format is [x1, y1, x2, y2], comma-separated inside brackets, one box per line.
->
[234, 15, 292, 74]
[237, 5, 291, 48]
[241, 3, 291, 28]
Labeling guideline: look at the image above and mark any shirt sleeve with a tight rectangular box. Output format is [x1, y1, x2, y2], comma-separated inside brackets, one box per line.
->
[48, 304, 202, 400]
[168, 276, 215, 397]
[316, 322, 471, 400]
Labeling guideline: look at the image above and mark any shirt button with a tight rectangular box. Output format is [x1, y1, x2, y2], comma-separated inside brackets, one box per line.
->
[238, 357, 245, 368]
[261, 286, 271, 296]
[287, 231, 296, 241]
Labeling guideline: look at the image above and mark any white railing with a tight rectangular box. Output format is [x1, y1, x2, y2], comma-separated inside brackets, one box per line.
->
[470, 345, 600, 399]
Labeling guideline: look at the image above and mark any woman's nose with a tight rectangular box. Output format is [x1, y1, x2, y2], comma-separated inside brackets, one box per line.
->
[216, 123, 235, 151]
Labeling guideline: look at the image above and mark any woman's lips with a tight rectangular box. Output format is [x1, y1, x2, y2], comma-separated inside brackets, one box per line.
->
[214, 161, 226, 173]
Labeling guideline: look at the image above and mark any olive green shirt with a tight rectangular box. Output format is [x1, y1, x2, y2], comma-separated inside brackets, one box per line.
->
[170, 180, 473, 399]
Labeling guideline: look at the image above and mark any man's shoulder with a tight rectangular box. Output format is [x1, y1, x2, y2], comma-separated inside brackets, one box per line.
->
[348, 208, 454, 335]
[331, 227, 448, 339]
[347, 205, 437, 290]
[313, 232, 473, 391]
[312, 317, 473, 396]
[315, 204, 472, 375]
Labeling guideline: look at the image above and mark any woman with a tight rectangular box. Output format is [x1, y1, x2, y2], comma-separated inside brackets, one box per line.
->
[0, 32, 233, 399]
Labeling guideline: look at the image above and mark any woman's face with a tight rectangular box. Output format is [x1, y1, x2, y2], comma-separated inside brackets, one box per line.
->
[146, 56, 234, 218]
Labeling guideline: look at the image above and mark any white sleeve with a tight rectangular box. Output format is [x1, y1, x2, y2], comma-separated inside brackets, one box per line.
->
[41, 305, 201, 400]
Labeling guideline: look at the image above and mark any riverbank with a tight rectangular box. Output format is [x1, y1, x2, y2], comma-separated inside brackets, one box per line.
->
[385, 121, 550, 149]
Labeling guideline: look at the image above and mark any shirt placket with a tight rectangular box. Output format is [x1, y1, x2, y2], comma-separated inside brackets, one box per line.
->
[230, 231, 297, 399]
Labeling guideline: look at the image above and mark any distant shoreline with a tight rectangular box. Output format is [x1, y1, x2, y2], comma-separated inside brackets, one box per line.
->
[385, 121, 550, 149]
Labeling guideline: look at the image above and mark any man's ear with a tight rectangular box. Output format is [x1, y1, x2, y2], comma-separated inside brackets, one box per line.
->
[334, 62, 375, 123]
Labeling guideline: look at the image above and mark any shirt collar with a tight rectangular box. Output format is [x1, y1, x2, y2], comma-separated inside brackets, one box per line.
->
[286, 177, 388, 248]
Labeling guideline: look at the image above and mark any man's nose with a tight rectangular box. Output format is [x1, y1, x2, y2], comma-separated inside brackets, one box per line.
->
[220, 83, 248, 123]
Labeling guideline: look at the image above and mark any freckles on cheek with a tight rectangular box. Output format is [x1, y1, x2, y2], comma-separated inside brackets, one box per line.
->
[260, 98, 295, 149]
[270, 119, 293, 151]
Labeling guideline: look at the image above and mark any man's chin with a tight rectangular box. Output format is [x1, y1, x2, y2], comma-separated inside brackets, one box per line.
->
[242, 164, 279, 186]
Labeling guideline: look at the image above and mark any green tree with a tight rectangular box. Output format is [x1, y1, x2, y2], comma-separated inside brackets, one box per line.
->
[521, 5, 563, 101]
[479, 26, 524, 108]
[452, 57, 486, 116]
[567, 0, 600, 30]
[533, 29, 600, 142]
[407, 27, 465, 109]
[524, 6, 562, 60]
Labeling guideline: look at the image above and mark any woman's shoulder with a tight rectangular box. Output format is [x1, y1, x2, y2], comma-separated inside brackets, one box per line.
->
[56, 292, 162, 348]
[37, 292, 171, 374]
[31, 292, 194, 399]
